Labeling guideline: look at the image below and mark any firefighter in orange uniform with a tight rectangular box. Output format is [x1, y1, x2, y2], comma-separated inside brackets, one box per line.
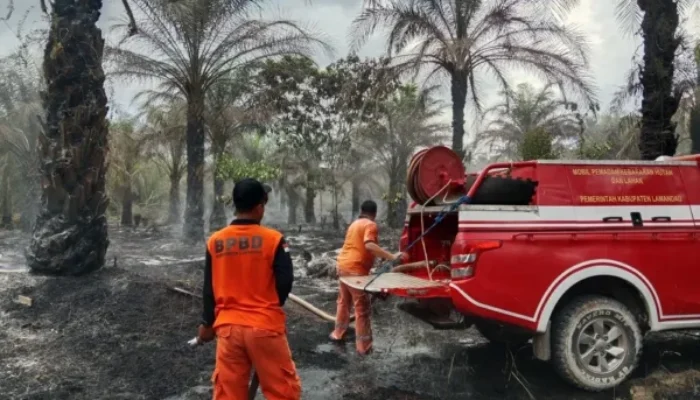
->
[196, 178, 300, 400]
[329, 200, 406, 355]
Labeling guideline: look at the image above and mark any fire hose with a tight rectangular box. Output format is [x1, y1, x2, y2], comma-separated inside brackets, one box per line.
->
[363, 194, 471, 291]
[361, 145, 471, 290]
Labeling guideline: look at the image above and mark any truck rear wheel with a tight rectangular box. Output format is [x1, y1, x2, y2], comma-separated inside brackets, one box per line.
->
[551, 296, 642, 391]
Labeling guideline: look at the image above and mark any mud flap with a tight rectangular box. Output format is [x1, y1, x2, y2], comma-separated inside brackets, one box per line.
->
[339, 272, 449, 298]
[532, 321, 551, 361]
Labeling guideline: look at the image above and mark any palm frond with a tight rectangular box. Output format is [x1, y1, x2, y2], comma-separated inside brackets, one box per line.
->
[108, 0, 332, 109]
[352, 0, 598, 122]
[477, 82, 580, 159]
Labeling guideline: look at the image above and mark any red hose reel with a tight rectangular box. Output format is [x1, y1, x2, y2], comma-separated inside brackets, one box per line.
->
[406, 146, 466, 205]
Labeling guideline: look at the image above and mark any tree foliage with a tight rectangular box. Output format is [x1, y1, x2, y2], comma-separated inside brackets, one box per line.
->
[519, 127, 555, 160]
[575, 114, 641, 160]
[363, 84, 447, 227]
[106, 118, 151, 225]
[352, 0, 596, 159]
[140, 102, 187, 224]
[216, 157, 281, 182]
[689, 43, 700, 154]
[257, 55, 394, 224]
[0, 50, 42, 231]
[478, 83, 581, 160]
[587, 0, 697, 159]
[108, 0, 327, 241]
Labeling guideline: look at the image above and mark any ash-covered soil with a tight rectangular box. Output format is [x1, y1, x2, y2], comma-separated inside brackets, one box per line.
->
[1, 227, 700, 400]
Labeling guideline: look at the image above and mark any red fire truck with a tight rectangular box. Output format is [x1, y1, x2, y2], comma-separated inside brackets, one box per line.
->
[341, 146, 700, 391]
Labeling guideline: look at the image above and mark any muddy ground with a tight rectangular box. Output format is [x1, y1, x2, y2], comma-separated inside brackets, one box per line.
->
[1, 226, 700, 400]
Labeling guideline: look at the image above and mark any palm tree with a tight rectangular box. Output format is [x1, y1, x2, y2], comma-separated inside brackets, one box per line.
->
[352, 0, 596, 161]
[580, 0, 696, 159]
[108, 0, 328, 242]
[26, 0, 110, 275]
[139, 102, 187, 224]
[364, 84, 447, 227]
[0, 155, 12, 228]
[107, 119, 151, 226]
[205, 70, 264, 230]
[0, 49, 43, 231]
[477, 83, 579, 160]
[688, 43, 700, 154]
[622, 38, 700, 157]
[623, 0, 695, 159]
[275, 153, 306, 225]
[576, 113, 642, 160]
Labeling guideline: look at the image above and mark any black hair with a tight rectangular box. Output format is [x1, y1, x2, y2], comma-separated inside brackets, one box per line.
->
[232, 178, 270, 212]
[360, 200, 377, 215]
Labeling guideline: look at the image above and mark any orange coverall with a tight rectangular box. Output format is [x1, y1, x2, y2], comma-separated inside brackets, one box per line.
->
[204, 220, 301, 400]
[330, 217, 378, 354]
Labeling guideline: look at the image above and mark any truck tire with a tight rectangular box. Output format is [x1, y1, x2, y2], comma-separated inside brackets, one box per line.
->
[551, 296, 642, 391]
[474, 320, 531, 346]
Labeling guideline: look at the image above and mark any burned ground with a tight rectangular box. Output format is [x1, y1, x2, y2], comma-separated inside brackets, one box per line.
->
[1, 227, 700, 400]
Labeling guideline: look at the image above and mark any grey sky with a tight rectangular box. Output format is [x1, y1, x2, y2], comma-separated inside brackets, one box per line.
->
[1, 0, 698, 143]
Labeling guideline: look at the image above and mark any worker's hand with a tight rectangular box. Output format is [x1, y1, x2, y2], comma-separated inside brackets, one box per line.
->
[197, 324, 215, 343]
[391, 252, 408, 262]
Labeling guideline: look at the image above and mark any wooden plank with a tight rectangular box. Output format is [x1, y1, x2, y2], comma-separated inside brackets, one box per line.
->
[340, 273, 446, 293]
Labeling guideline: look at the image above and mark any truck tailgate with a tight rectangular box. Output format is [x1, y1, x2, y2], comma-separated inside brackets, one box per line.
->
[340, 273, 450, 298]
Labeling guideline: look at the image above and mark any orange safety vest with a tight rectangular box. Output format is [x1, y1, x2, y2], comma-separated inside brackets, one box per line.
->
[336, 217, 379, 275]
[207, 224, 286, 333]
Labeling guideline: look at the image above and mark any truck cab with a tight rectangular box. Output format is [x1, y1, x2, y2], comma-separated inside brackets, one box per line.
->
[340, 147, 700, 391]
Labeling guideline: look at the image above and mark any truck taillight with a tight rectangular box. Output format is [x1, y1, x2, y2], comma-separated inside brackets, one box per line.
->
[450, 265, 474, 279]
[450, 240, 502, 280]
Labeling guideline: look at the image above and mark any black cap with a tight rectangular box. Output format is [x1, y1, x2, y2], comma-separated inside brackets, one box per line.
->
[232, 178, 272, 211]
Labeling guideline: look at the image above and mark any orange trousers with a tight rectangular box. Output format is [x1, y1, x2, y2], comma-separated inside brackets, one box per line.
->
[213, 324, 301, 400]
[330, 274, 373, 354]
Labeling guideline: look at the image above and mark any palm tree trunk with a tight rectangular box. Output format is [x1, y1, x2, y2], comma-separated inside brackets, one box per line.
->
[304, 171, 316, 224]
[332, 186, 340, 230]
[120, 186, 133, 226]
[637, 0, 681, 159]
[319, 192, 323, 216]
[386, 170, 400, 229]
[278, 177, 286, 211]
[691, 108, 700, 154]
[27, 0, 110, 275]
[209, 145, 227, 231]
[168, 172, 181, 224]
[287, 187, 298, 225]
[184, 98, 205, 241]
[209, 174, 227, 231]
[386, 153, 409, 229]
[396, 153, 408, 225]
[19, 168, 40, 232]
[690, 53, 700, 155]
[450, 72, 468, 160]
[1, 165, 12, 229]
[351, 178, 360, 220]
